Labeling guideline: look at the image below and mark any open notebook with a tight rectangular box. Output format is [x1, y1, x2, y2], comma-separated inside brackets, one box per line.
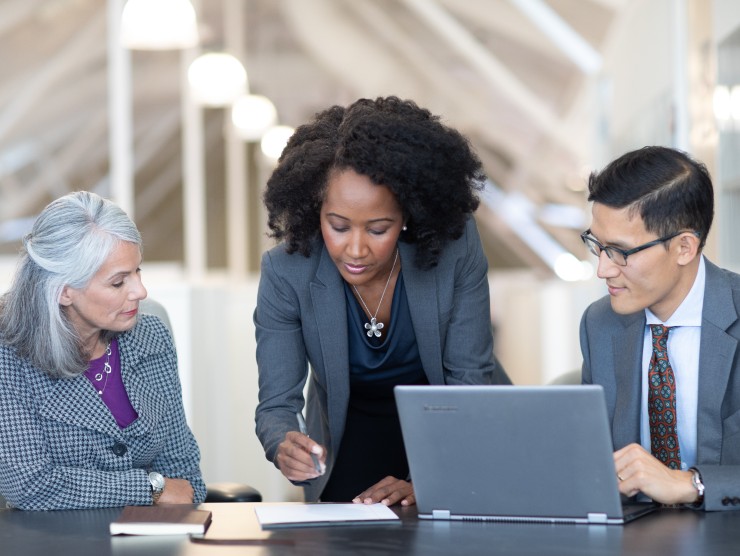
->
[395, 385, 658, 525]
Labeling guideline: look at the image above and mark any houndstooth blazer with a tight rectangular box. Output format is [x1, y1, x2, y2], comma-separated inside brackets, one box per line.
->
[0, 314, 206, 510]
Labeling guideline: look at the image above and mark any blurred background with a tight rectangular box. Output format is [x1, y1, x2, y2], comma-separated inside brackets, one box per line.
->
[0, 0, 738, 501]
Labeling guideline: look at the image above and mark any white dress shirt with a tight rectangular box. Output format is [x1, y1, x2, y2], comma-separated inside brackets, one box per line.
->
[640, 256, 705, 470]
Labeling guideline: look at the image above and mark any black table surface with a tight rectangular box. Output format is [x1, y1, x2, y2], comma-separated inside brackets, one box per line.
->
[1, 502, 739, 556]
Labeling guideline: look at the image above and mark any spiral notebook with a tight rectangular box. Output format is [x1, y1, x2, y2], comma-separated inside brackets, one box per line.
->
[395, 385, 658, 525]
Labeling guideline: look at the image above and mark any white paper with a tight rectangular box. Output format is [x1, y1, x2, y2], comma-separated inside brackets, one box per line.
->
[254, 503, 399, 528]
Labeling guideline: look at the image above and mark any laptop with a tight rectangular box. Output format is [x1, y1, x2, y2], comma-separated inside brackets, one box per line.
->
[394, 385, 658, 525]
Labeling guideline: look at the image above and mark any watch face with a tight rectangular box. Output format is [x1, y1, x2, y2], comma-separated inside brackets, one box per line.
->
[148, 472, 165, 492]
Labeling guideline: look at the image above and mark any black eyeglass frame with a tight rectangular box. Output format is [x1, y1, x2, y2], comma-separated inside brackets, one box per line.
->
[580, 229, 698, 266]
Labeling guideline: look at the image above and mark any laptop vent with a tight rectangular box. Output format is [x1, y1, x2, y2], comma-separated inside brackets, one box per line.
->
[461, 516, 579, 525]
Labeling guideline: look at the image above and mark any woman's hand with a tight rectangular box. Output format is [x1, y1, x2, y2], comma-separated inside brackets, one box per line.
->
[353, 476, 415, 507]
[156, 478, 194, 504]
[276, 431, 326, 482]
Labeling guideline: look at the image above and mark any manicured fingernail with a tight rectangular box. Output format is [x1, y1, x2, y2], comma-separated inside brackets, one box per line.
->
[311, 445, 322, 456]
[364, 498, 373, 504]
[352, 497, 360, 503]
[382, 499, 390, 506]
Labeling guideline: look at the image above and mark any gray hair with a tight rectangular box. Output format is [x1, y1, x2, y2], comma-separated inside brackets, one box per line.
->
[0, 191, 142, 378]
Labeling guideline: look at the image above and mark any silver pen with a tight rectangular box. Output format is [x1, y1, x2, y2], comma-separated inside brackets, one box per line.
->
[296, 412, 322, 474]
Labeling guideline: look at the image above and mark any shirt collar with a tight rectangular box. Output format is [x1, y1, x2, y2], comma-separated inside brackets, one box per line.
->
[645, 255, 705, 327]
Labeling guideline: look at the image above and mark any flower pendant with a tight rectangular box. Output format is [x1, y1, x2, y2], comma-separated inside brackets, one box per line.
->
[365, 317, 384, 338]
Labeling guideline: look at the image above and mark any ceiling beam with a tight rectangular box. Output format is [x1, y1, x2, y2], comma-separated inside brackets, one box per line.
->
[506, 0, 602, 74]
[585, 0, 627, 10]
[0, 0, 45, 38]
[346, 0, 536, 154]
[401, 0, 582, 159]
[0, 7, 105, 142]
[0, 110, 108, 220]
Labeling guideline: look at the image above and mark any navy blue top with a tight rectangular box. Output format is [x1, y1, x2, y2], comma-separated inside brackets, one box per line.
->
[320, 272, 428, 502]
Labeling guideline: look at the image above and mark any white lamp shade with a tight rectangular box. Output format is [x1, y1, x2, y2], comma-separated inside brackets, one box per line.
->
[714, 85, 731, 122]
[121, 0, 199, 50]
[553, 253, 592, 282]
[188, 53, 248, 107]
[231, 95, 278, 141]
[731, 86, 740, 122]
[261, 125, 295, 160]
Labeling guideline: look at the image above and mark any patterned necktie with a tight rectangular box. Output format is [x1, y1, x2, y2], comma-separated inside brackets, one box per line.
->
[648, 325, 681, 469]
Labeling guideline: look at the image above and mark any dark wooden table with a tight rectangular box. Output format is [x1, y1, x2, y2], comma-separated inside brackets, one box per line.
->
[1, 502, 738, 556]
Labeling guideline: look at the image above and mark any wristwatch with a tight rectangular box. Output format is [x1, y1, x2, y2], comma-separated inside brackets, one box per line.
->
[148, 471, 165, 504]
[689, 467, 705, 506]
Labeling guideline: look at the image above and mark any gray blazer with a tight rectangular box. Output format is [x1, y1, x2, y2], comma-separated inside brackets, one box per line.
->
[581, 258, 740, 510]
[254, 218, 509, 501]
[0, 315, 206, 510]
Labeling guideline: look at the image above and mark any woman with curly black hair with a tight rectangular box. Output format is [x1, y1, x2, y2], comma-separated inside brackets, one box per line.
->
[254, 96, 509, 506]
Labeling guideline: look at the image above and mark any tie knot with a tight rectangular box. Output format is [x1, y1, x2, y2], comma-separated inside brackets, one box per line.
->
[650, 324, 672, 340]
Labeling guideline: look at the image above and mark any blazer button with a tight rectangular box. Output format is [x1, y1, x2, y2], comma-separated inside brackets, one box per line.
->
[733, 497, 740, 506]
[723, 497, 731, 506]
[111, 442, 128, 457]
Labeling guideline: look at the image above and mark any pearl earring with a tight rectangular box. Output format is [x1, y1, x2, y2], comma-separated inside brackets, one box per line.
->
[402, 225, 407, 231]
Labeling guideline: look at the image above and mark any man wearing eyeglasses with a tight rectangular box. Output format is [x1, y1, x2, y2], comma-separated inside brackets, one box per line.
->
[580, 145, 740, 511]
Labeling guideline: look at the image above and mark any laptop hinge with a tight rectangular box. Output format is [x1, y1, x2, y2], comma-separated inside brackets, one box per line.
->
[587, 513, 608, 524]
[432, 510, 451, 519]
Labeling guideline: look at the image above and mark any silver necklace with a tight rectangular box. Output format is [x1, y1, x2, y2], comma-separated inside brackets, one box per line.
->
[352, 249, 399, 338]
[93, 342, 113, 396]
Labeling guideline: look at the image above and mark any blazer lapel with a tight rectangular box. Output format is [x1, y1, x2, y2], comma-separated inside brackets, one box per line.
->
[117, 336, 164, 438]
[399, 242, 444, 384]
[612, 312, 644, 449]
[697, 260, 739, 464]
[310, 246, 350, 447]
[39, 376, 120, 437]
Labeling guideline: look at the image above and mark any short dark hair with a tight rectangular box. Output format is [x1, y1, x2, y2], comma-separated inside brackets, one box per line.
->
[587, 146, 713, 248]
[263, 96, 485, 269]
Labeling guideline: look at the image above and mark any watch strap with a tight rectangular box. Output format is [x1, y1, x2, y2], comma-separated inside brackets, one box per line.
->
[689, 467, 705, 507]
[148, 472, 165, 504]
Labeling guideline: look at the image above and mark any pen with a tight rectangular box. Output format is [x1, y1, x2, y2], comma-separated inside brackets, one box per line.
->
[296, 412, 322, 475]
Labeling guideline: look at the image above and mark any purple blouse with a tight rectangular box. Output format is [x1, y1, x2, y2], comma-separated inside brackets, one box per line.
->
[84, 338, 138, 428]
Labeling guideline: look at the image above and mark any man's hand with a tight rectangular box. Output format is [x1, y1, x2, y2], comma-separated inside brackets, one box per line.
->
[614, 443, 698, 505]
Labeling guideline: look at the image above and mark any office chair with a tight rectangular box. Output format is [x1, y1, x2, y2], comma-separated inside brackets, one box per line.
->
[140, 298, 262, 503]
[0, 486, 261, 508]
[547, 369, 582, 385]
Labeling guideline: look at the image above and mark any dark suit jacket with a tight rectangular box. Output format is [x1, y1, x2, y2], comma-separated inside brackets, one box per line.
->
[581, 258, 740, 510]
[254, 218, 509, 501]
[0, 315, 206, 510]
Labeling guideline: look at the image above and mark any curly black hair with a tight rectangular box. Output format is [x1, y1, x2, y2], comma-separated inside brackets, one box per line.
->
[264, 96, 485, 269]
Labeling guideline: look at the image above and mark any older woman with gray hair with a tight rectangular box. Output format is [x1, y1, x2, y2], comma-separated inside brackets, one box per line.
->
[0, 191, 205, 510]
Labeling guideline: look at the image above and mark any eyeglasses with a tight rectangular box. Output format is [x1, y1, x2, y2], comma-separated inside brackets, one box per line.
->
[580, 229, 690, 266]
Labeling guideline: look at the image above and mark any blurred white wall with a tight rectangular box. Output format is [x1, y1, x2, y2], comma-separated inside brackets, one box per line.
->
[143, 270, 303, 503]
